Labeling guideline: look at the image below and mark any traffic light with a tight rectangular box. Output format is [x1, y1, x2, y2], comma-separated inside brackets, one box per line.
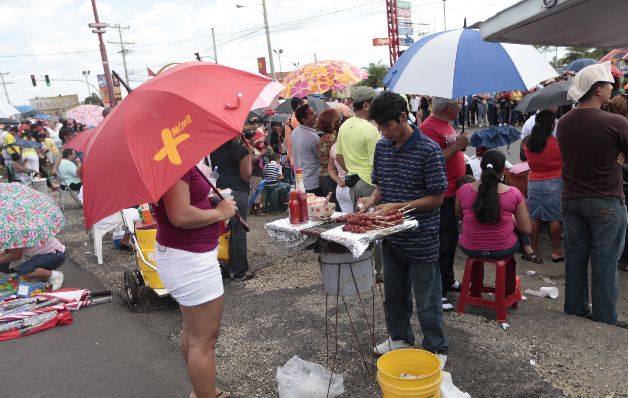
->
[194, 52, 201, 61]
[45, 75, 50, 86]
[31, 74, 36, 87]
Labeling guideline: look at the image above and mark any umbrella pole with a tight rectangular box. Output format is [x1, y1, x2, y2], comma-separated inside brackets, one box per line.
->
[195, 166, 251, 233]
[461, 95, 466, 134]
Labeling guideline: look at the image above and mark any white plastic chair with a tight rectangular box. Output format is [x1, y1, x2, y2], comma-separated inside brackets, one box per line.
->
[93, 212, 124, 265]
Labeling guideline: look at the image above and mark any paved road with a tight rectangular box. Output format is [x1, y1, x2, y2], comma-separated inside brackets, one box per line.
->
[0, 257, 191, 398]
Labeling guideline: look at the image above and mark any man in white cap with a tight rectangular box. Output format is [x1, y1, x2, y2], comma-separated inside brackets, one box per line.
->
[557, 62, 628, 329]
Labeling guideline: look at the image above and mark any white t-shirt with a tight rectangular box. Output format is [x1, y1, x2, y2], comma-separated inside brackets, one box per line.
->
[521, 113, 557, 140]
[410, 96, 420, 112]
[469, 157, 513, 180]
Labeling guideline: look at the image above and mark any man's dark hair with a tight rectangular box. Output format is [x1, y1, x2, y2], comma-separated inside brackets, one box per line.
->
[62, 148, 75, 159]
[9, 126, 18, 133]
[271, 152, 281, 161]
[102, 107, 112, 118]
[59, 127, 72, 143]
[579, 81, 611, 103]
[368, 91, 407, 125]
[295, 104, 311, 124]
[290, 97, 305, 112]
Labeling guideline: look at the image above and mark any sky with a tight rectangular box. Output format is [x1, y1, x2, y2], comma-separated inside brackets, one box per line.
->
[0, 0, 523, 105]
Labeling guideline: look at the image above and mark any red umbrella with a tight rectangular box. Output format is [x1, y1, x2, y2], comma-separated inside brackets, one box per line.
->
[82, 62, 283, 228]
[63, 129, 94, 153]
[599, 49, 628, 62]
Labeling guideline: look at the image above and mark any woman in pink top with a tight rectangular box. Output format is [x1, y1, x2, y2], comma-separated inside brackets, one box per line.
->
[523, 110, 563, 263]
[153, 166, 236, 398]
[456, 150, 532, 259]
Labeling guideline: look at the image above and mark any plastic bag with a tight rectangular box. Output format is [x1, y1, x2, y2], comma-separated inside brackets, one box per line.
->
[276, 355, 344, 398]
[441, 371, 471, 398]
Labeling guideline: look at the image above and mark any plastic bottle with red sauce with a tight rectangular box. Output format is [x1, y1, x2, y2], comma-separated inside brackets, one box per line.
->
[288, 187, 301, 224]
[295, 168, 309, 222]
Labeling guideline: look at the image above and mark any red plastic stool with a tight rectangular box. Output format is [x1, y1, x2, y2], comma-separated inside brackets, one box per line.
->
[456, 256, 519, 322]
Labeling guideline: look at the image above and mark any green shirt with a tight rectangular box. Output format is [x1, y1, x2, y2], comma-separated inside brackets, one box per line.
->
[335, 116, 380, 186]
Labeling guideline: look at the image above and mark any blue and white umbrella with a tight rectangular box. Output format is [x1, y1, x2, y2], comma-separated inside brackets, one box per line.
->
[384, 29, 557, 98]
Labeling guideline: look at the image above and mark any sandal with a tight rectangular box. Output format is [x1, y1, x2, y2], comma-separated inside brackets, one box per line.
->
[522, 251, 544, 264]
[551, 256, 564, 263]
[620, 264, 628, 272]
[216, 390, 232, 398]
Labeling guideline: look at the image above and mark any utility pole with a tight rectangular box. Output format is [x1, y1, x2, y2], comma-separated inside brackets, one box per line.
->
[314, 53, 318, 62]
[211, 28, 218, 64]
[0, 72, 13, 104]
[261, 0, 276, 79]
[108, 24, 134, 86]
[89, 0, 116, 107]
[443, 0, 447, 30]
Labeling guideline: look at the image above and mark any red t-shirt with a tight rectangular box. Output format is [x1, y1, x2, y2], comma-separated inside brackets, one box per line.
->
[420, 115, 466, 197]
[524, 136, 562, 181]
[154, 167, 220, 253]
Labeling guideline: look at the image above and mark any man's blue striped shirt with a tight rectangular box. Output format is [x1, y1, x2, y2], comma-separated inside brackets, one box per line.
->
[372, 126, 447, 261]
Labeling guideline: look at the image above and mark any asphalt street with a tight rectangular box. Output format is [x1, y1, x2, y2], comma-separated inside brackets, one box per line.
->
[0, 256, 191, 398]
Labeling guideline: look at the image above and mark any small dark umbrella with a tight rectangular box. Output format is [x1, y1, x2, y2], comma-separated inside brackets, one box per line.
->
[470, 126, 521, 149]
[0, 118, 19, 126]
[564, 58, 596, 72]
[12, 139, 43, 149]
[276, 95, 329, 115]
[269, 113, 291, 124]
[515, 80, 573, 113]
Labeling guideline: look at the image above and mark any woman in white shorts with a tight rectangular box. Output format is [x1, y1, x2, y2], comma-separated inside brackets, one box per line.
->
[153, 166, 236, 398]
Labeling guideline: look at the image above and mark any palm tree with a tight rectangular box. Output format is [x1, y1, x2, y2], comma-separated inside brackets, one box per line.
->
[358, 61, 389, 88]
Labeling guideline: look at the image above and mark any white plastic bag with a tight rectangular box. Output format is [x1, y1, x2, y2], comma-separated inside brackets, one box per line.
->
[441, 371, 471, 398]
[276, 355, 344, 398]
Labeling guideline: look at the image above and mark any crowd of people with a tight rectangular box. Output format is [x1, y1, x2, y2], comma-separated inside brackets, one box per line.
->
[1, 61, 627, 398]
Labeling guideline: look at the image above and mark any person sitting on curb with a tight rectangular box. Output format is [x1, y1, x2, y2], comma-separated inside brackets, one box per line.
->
[0, 237, 66, 290]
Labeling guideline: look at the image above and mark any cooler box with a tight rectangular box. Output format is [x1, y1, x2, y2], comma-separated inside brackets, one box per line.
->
[134, 224, 164, 289]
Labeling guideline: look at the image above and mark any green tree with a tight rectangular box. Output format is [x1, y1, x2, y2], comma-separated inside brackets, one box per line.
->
[84, 93, 104, 106]
[558, 47, 608, 65]
[358, 61, 389, 88]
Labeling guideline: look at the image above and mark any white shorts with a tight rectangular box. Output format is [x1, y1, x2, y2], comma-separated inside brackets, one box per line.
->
[154, 244, 224, 306]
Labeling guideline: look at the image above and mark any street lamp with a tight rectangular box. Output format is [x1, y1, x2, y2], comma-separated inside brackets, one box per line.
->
[236, 1, 276, 80]
[273, 49, 283, 81]
[82, 70, 91, 98]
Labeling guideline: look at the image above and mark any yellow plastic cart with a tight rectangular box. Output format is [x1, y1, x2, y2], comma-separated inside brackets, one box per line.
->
[122, 210, 230, 305]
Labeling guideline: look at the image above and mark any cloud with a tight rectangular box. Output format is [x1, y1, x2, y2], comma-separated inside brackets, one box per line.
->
[2, 0, 521, 104]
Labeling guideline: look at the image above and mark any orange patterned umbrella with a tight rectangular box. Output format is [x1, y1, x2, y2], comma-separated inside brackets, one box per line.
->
[279, 60, 367, 98]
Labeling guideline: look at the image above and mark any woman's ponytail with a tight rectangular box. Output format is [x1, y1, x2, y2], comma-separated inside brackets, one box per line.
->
[472, 150, 507, 224]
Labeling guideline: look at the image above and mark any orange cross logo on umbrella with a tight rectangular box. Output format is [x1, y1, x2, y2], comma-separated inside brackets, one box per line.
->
[153, 114, 192, 165]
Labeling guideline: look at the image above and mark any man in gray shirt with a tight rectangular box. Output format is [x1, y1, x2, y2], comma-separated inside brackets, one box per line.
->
[291, 104, 321, 194]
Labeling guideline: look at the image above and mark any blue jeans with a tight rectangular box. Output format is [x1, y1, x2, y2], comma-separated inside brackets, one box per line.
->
[460, 241, 519, 259]
[0, 251, 65, 276]
[562, 197, 627, 324]
[228, 190, 249, 278]
[382, 241, 448, 354]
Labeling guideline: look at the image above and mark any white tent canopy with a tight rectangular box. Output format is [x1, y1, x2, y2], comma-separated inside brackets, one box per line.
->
[480, 0, 628, 48]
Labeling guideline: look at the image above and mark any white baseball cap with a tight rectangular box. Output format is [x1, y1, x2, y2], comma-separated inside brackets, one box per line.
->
[567, 62, 614, 102]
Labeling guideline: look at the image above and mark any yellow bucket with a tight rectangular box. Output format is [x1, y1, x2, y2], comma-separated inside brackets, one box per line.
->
[377, 349, 442, 398]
